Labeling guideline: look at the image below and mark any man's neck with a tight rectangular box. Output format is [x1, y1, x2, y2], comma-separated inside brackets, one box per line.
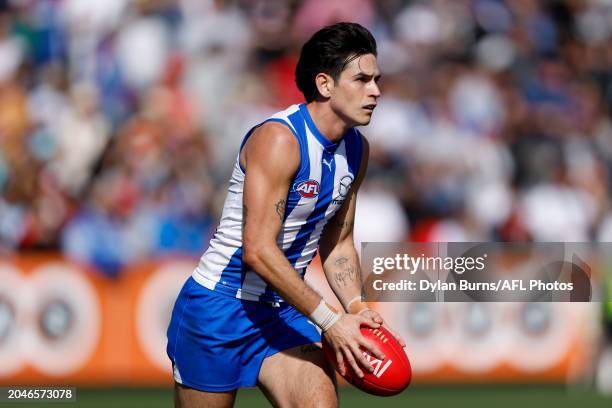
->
[305, 102, 351, 142]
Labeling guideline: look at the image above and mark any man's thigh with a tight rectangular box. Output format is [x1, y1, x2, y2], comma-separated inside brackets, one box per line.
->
[257, 343, 337, 408]
[174, 383, 237, 408]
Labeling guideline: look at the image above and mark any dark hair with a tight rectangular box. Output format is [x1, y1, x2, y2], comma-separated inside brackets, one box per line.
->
[295, 22, 377, 103]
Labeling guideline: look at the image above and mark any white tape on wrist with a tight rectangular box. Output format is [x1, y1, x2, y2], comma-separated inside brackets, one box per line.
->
[309, 300, 340, 332]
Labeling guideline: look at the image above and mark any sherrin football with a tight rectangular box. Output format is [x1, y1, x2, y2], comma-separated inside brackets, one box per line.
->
[322, 325, 411, 396]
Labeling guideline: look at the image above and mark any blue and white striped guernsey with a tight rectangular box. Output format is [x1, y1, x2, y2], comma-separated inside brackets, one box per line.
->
[192, 104, 364, 302]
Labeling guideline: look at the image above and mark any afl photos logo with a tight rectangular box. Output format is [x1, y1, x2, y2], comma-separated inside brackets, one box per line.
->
[294, 179, 320, 198]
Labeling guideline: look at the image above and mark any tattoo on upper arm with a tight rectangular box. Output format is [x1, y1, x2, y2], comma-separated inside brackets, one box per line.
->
[333, 256, 357, 287]
[275, 199, 286, 221]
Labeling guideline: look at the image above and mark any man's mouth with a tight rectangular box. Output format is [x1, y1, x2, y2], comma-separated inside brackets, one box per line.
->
[363, 104, 377, 112]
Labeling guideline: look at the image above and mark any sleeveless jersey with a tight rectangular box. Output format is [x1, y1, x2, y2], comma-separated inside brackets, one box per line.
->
[192, 104, 364, 302]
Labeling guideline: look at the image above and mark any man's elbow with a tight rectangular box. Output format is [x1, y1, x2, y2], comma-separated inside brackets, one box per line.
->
[242, 238, 267, 269]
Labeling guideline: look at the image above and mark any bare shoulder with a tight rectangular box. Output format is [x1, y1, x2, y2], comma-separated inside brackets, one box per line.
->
[249, 121, 299, 152]
[242, 120, 300, 175]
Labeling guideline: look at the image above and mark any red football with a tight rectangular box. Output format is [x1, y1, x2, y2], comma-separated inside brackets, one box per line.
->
[322, 325, 411, 396]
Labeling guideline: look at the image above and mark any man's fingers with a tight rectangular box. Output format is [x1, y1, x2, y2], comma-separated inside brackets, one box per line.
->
[371, 313, 383, 324]
[360, 311, 407, 348]
[359, 338, 385, 361]
[342, 346, 364, 378]
[358, 314, 381, 329]
[350, 343, 375, 373]
[335, 349, 345, 376]
[358, 309, 383, 324]
[383, 323, 406, 347]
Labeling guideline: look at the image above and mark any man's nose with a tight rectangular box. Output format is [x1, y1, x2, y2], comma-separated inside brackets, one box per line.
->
[370, 81, 381, 98]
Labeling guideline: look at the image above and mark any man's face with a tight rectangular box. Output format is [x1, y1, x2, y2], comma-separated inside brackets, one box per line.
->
[329, 53, 381, 127]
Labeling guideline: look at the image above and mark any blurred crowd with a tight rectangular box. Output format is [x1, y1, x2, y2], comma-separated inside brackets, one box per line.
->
[0, 0, 611, 277]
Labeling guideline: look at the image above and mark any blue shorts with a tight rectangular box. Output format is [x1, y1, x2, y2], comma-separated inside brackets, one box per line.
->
[166, 277, 321, 392]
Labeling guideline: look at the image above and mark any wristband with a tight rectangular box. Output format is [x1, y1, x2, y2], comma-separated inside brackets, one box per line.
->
[345, 295, 363, 313]
[309, 300, 340, 332]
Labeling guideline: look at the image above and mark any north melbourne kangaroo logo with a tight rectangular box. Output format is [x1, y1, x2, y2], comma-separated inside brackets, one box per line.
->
[338, 175, 353, 198]
[333, 175, 354, 205]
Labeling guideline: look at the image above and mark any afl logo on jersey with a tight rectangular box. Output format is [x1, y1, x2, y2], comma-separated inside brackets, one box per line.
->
[294, 179, 320, 198]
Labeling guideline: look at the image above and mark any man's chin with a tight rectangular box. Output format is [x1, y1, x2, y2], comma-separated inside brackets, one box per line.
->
[358, 116, 372, 126]
[345, 112, 373, 127]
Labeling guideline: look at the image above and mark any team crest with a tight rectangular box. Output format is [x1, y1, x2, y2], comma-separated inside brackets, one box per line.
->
[333, 175, 354, 205]
[294, 179, 320, 198]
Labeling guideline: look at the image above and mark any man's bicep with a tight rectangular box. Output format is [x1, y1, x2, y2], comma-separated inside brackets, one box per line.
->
[242, 124, 300, 246]
[243, 170, 290, 244]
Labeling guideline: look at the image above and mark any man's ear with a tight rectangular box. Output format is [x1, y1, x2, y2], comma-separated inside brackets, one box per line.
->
[315, 73, 334, 99]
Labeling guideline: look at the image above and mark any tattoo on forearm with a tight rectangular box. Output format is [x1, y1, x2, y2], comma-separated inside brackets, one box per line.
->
[275, 199, 286, 221]
[300, 344, 321, 354]
[333, 256, 357, 287]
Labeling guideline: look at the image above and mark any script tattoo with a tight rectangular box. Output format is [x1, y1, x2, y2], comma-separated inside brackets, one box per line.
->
[275, 199, 286, 221]
[333, 256, 357, 287]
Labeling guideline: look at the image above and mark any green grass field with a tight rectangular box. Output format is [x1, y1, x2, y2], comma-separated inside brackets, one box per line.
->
[2, 385, 611, 408]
